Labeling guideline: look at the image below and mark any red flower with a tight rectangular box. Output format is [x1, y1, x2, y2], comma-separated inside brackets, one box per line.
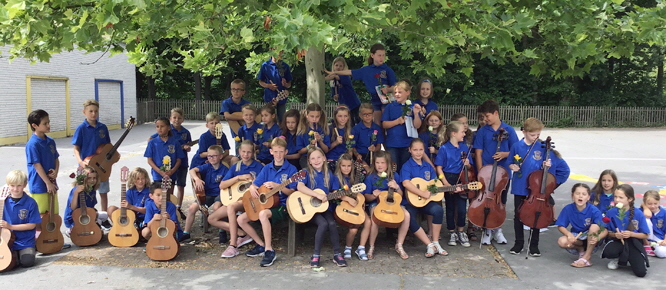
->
[602, 216, 611, 223]
[374, 74, 380, 78]
[69, 172, 76, 178]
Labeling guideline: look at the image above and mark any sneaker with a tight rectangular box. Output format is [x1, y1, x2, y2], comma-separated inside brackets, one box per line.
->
[100, 220, 112, 231]
[219, 230, 228, 244]
[310, 255, 321, 267]
[65, 228, 71, 238]
[344, 246, 352, 259]
[528, 245, 541, 257]
[448, 232, 459, 246]
[236, 235, 254, 248]
[481, 229, 492, 245]
[646, 249, 656, 257]
[260, 250, 276, 267]
[355, 247, 368, 261]
[179, 232, 191, 242]
[458, 231, 471, 247]
[492, 229, 508, 244]
[245, 244, 265, 257]
[510, 242, 524, 255]
[62, 243, 72, 249]
[333, 253, 348, 267]
[221, 245, 240, 258]
[607, 258, 619, 270]
[548, 219, 558, 227]
[177, 207, 187, 220]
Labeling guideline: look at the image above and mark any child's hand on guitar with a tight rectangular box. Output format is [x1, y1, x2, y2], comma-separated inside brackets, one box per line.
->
[368, 144, 376, 152]
[183, 144, 191, 151]
[264, 181, 279, 189]
[46, 182, 57, 195]
[336, 135, 343, 144]
[372, 189, 381, 197]
[161, 212, 170, 220]
[48, 170, 58, 179]
[0, 220, 11, 229]
[238, 174, 253, 181]
[79, 160, 89, 167]
[453, 185, 464, 193]
[152, 214, 162, 222]
[281, 78, 288, 87]
[317, 192, 327, 202]
[388, 180, 400, 190]
[195, 179, 205, 191]
[250, 185, 260, 198]
[344, 196, 358, 207]
[267, 82, 278, 91]
[120, 200, 129, 209]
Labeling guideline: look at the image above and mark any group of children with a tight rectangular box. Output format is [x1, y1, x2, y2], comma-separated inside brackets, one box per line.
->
[1, 43, 663, 278]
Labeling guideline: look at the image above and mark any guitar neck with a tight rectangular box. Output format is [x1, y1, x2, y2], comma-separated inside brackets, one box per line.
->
[436, 184, 470, 192]
[120, 184, 127, 217]
[49, 192, 55, 220]
[327, 189, 349, 201]
[106, 126, 132, 159]
[160, 198, 167, 228]
[264, 179, 292, 199]
[79, 189, 87, 215]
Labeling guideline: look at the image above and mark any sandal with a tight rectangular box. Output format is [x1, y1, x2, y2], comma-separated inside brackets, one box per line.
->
[395, 243, 409, 259]
[467, 231, 478, 242]
[433, 241, 449, 256]
[425, 243, 436, 258]
[571, 258, 592, 268]
[367, 246, 375, 260]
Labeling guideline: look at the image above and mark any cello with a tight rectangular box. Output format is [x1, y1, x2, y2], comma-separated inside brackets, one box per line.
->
[518, 137, 556, 230]
[458, 151, 477, 199]
[468, 128, 509, 230]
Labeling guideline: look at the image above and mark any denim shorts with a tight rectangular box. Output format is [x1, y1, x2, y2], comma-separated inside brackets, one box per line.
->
[99, 180, 110, 193]
[173, 167, 188, 187]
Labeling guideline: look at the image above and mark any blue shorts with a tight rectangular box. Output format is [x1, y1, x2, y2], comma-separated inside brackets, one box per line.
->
[99, 180, 110, 193]
[173, 167, 188, 187]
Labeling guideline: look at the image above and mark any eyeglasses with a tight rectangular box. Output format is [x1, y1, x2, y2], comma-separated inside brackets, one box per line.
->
[207, 155, 220, 158]
[231, 88, 245, 92]
[362, 113, 373, 117]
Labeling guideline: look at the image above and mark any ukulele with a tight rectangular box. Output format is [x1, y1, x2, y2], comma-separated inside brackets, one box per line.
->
[287, 183, 366, 223]
[85, 117, 136, 182]
[335, 188, 367, 227]
[146, 176, 179, 261]
[0, 187, 17, 272]
[108, 167, 139, 247]
[372, 173, 405, 228]
[406, 178, 483, 208]
[35, 169, 64, 254]
[242, 170, 306, 221]
[70, 169, 103, 247]
[220, 178, 254, 207]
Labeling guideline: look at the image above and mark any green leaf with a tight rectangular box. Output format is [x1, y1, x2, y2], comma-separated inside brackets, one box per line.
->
[240, 27, 254, 43]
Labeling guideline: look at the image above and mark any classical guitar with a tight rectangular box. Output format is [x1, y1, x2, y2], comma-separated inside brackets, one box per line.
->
[406, 178, 483, 208]
[215, 123, 224, 148]
[146, 176, 179, 261]
[35, 169, 64, 254]
[190, 172, 210, 233]
[70, 170, 103, 247]
[85, 117, 136, 182]
[269, 80, 289, 105]
[0, 187, 17, 272]
[372, 177, 405, 228]
[109, 166, 139, 247]
[335, 192, 367, 227]
[220, 178, 254, 207]
[242, 170, 306, 221]
[228, 116, 262, 138]
[287, 183, 366, 223]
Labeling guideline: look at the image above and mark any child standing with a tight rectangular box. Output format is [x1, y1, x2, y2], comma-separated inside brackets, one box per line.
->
[414, 79, 438, 116]
[26, 110, 60, 224]
[256, 105, 283, 165]
[72, 100, 111, 228]
[590, 169, 619, 216]
[107, 167, 152, 228]
[336, 153, 371, 261]
[326, 57, 361, 125]
[64, 166, 100, 236]
[419, 110, 443, 167]
[351, 104, 384, 170]
[280, 109, 303, 169]
[1, 170, 42, 268]
[556, 183, 606, 267]
[257, 50, 293, 122]
[297, 103, 330, 167]
[145, 117, 185, 197]
[602, 184, 650, 277]
[327, 105, 353, 164]
[642, 190, 666, 258]
[190, 112, 236, 169]
[220, 79, 251, 137]
[141, 182, 183, 241]
[381, 80, 422, 173]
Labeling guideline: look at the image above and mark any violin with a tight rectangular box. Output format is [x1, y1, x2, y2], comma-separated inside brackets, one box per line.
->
[458, 151, 477, 199]
[518, 137, 556, 230]
[468, 128, 509, 230]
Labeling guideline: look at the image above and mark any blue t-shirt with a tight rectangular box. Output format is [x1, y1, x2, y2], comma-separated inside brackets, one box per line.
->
[256, 123, 282, 161]
[352, 122, 384, 155]
[331, 75, 360, 110]
[3, 194, 41, 250]
[435, 141, 470, 174]
[220, 97, 251, 120]
[508, 139, 565, 196]
[472, 122, 519, 172]
[350, 63, 397, 97]
[256, 58, 293, 104]
[363, 172, 402, 207]
[143, 199, 181, 231]
[283, 131, 302, 155]
[604, 207, 650, 234]
[326, 126, 349, 161]
[381, 101, 415, 148]
[126, 187, 150, 223]
[237, 122, 262, 144]
[253, 161, 298, 206]
[190, 130, 231, 169]
[649, 207, 666, 241]
[64, 187, 98, 228]
[414, 99, 438, 116]
[196, 163, 229, 197]
[150, 125, 192, 168]
[26, 134, 60, 194]
[223, 160, 264, 180]
[550, 155, 570, 185]
[555, 203, 603, 234]
[301, 169, 340, 211]
[144, 136, 187, 181]
[419, 131, 440, 151]
[590, 191, 614, 216]
[400, 158, 436, 206]
[72, 119, 111, 160]
[296, 125, 331, 150]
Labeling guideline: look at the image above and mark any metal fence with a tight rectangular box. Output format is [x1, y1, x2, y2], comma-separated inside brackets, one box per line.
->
[136, 99, 666, 127]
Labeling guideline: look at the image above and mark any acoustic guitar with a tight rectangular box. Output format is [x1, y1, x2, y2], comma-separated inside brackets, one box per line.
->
[242, 170, 306, 221]
[0, 187, 17, 272]
[109, 167, 139, 247]
[220, 179, 253, 207]
[406, 178, 483, 208]
[287, 183, 366, 223]
[372, 187, 405, 229]
[228, 116, 262, 138]
[70, 175, 103, 246]
[85, 117, 135, 182]
[35, 170, 64, 254]
[335, 192, 366, 227]
[190, 172, 210, 233]
[146, 176, 179, 261]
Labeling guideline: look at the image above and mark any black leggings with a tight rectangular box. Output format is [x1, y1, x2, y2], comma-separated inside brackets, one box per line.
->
[602, 238, 648, 277]
[312, 211, 341, 255]
[513, 195, 540, 246]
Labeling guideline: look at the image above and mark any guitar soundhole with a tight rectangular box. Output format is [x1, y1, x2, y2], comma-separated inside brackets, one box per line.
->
[259, 194, 268, 203]
[239, 183, 250, 192]
[310, 198, 321, 207]
[119, 217, 129, 225]
[46, 222, 56, 232]
[79, 215, 90, 225]
[157, 227, 168, 238]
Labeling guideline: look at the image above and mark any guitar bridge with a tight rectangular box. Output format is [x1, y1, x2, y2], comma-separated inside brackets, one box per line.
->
[42, 239, 58, 243]
[95, 162, 107, 173]
[343, 209, 359, 216]
[152, 245, 171, 250]
[297, 197, 305, 215]
[381, 210, 398, 215]
[115, 234, 133, 237]
[77, 231, 95, 236]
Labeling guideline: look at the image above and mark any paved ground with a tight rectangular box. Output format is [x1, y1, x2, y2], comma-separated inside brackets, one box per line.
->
[0, 122, 664, 289]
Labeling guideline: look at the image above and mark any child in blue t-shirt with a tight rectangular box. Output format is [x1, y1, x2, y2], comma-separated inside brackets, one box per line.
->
[325, 57, 361, 125]
[256, 52, 292, 122]
[107, 167, 152, 227]
[414, 79, 438, 116]
[296, 103, 331, 168]
[590, 169, 619, 216]
[26, 109, 60, 217]
[352, 104, 384, 172]
[64, 166, 100, 234]
[141, 182, 183, 241]
[1, 170, 42, 268]
[327, 105, 353, 164]
[145, 117, 185, 197]
[641, 190, 666, 258]
[281, 109, 303, 170]
[256, 105, 283, 164]
[220, 79, 251, 137]
[190, 112, 235, 169]
[418, 110, 443, 167]
[381, 80, 423, 173]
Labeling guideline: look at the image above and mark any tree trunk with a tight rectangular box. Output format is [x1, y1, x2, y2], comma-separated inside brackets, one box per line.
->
[204, 75, 213, 100]
[657, 47, 664, 99]
[147, 76, 156, 99]
[194, 72, 202, 101]
[305, 46, 325, 106]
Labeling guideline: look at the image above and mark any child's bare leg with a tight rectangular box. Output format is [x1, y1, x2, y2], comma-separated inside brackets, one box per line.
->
[359, 216, 371, 247]
[346, 226, 359, 247]
[259, 209, 273, 250]
[238, 213, 264, 246]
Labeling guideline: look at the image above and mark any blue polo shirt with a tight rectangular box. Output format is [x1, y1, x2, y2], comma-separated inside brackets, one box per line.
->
[550, 155, 570, 185]
[237, 122, 262, 143]
[26, 134, 60, 194]
[190, 130, 231, 169]
[151, 125, 192, 169]
[220, 96, 250, 117]
[419, 131, 439, 150]
[144, 136, 187, 181]
[555, 203, 603, 234]
[415, 99, 438, 116]
[253, 161, 298, 206]
[144, 199, 181, 231]
[326, 126, 348, 161]
[508, 139, 564, 196]
[352, 122, 384, 155]
[301, 169, 340, 211]
[196, 163, 229, 197]
[435, 141, 470, 174]
[3, 194, 41, 250]
[331, 76, 360, 110]
[590, 191, 615, 216]
[350, 63, 397, 98]
[363, 172, 402, 207]
[296, 125, 331, 150]
[256, 123, 282, 161]
[650, 207, 666, 240]
[381, 101, 415, 148]
[126, 187, 150, 223]
[64, 187, 98, 228]
[72, 119, 111, 159]
[401, 158, 437, 182]
[283, 131, 302, 155]
[472, 122, 518, 172]
[604, 207, 649, 233]
[224, 160, 264, 180]
[256, 58, 293, 104]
